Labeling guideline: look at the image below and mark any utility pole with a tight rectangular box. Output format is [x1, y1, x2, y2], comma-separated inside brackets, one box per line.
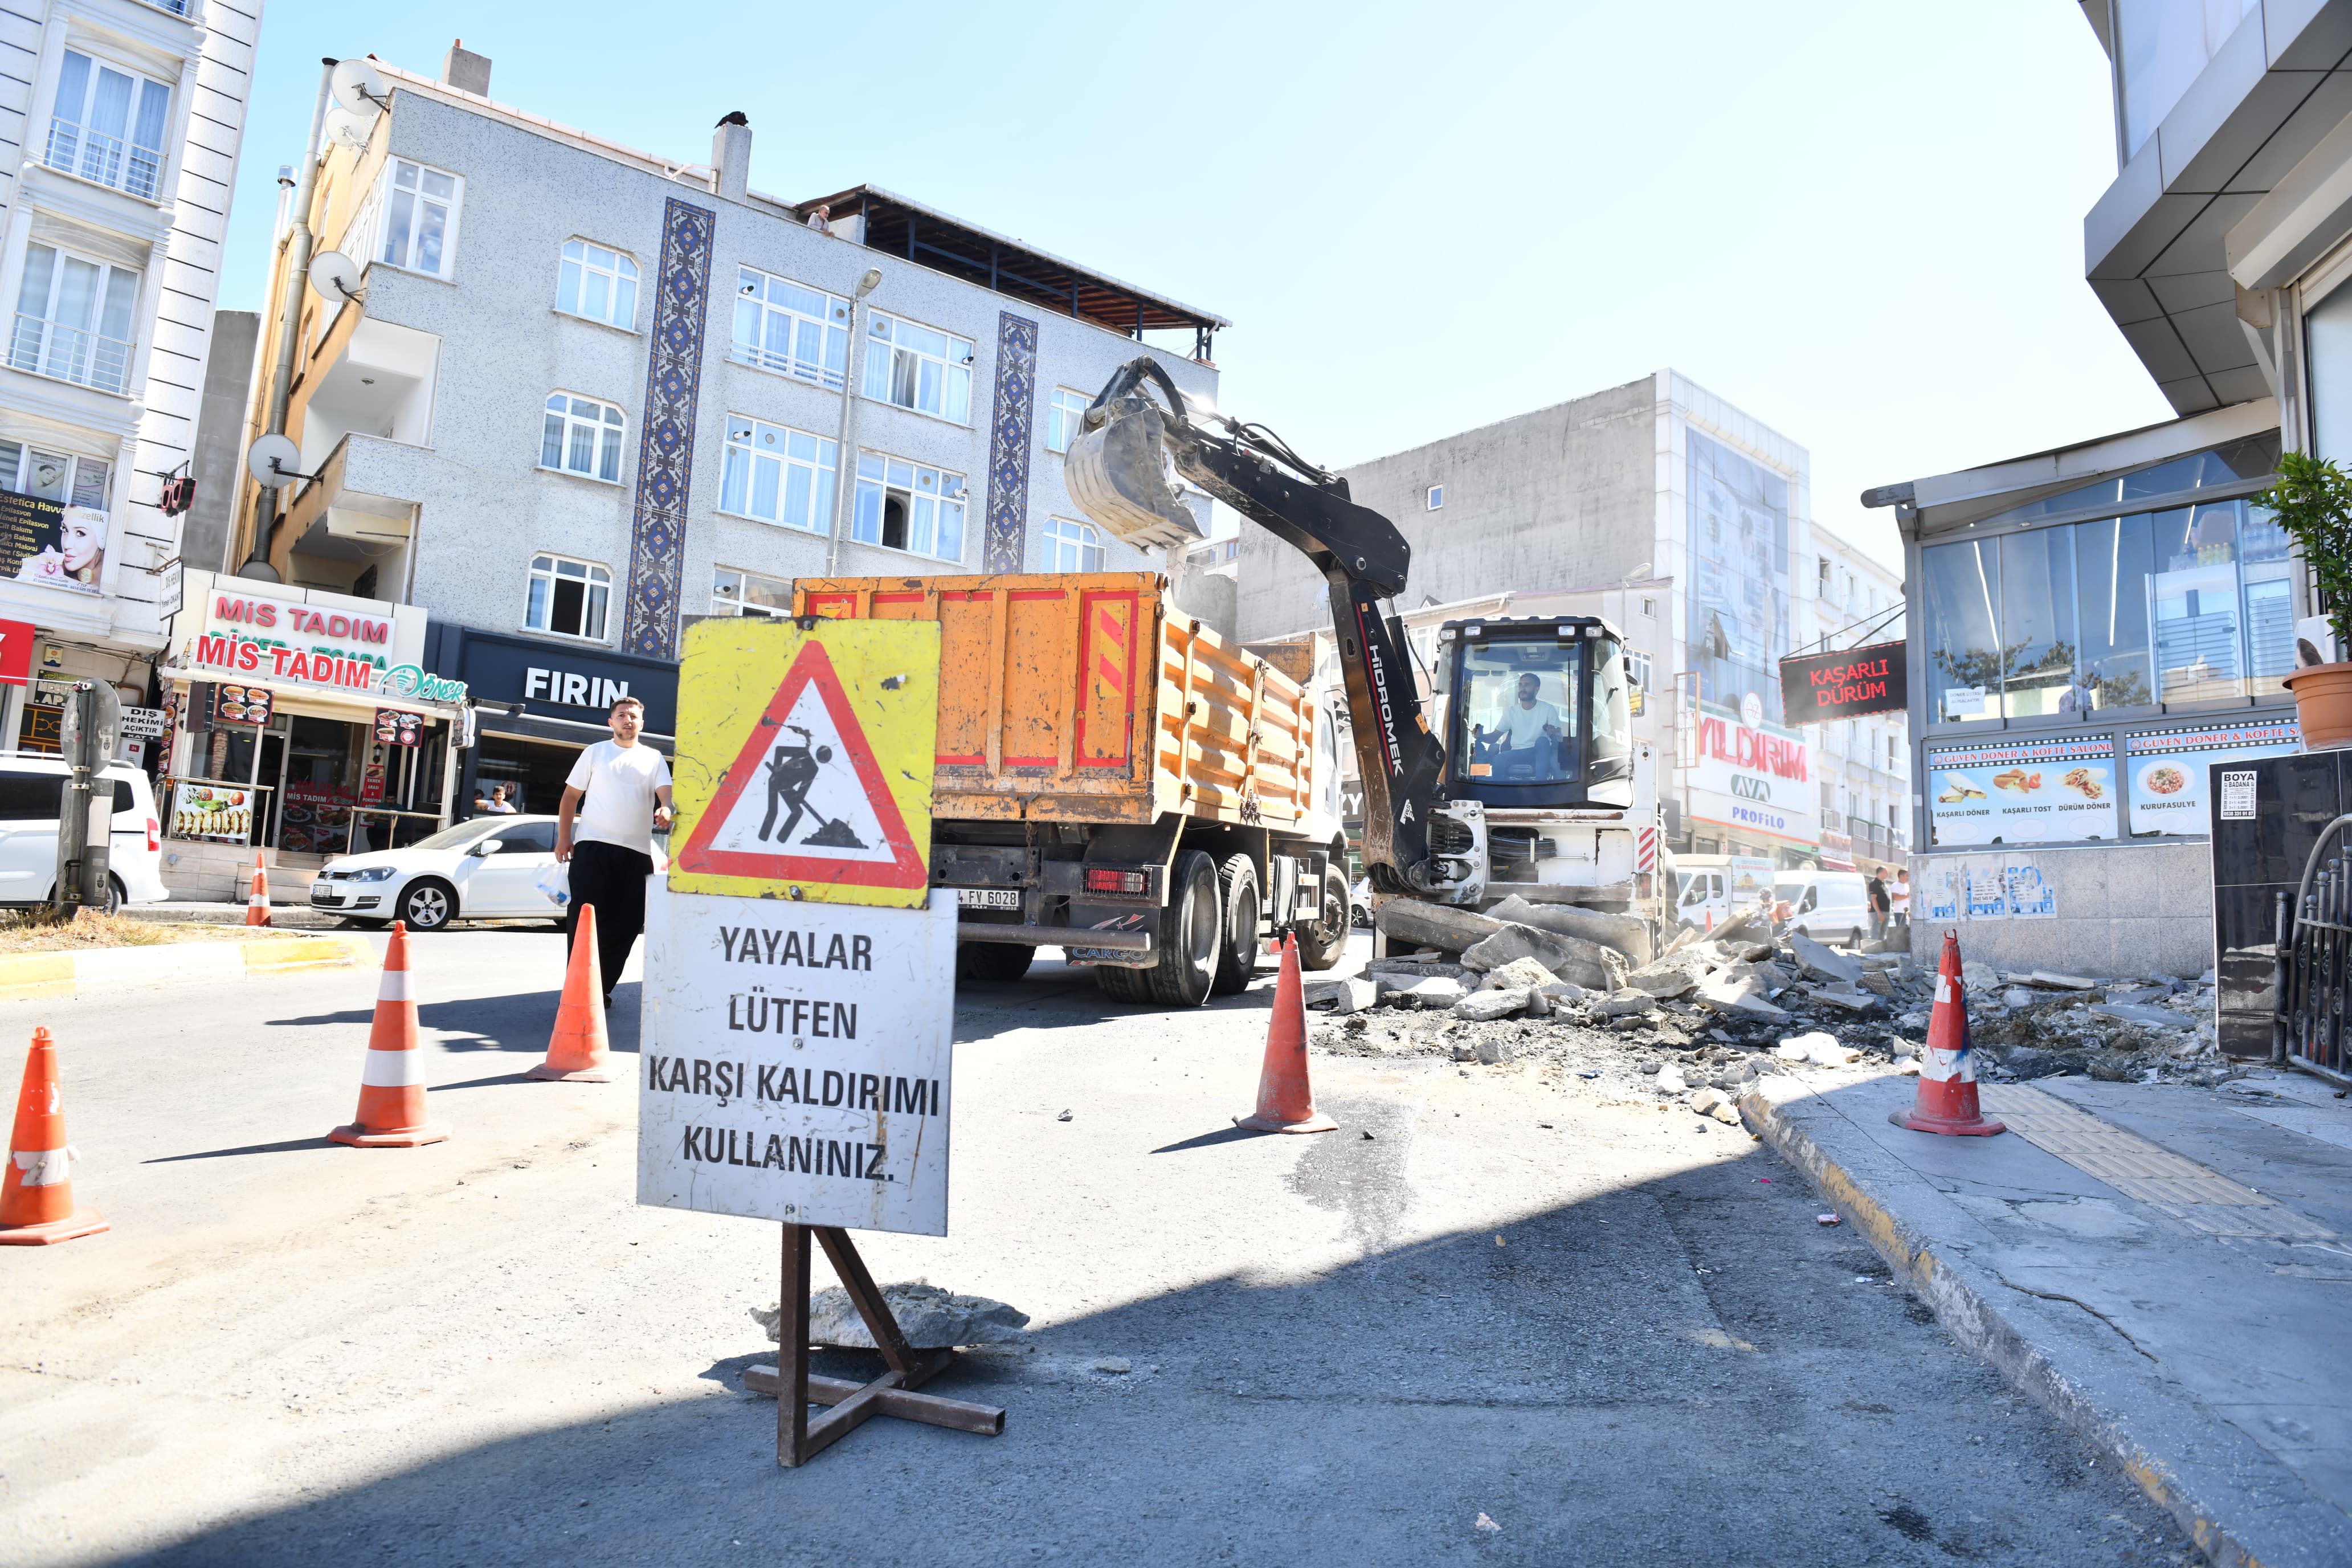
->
[51, 681, 120, 920]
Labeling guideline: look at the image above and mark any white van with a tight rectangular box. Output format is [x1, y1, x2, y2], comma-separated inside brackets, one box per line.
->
[0, 758, 168, 910]
[1675, 854, 1777, 932]
[1774, 869, 1875, 947]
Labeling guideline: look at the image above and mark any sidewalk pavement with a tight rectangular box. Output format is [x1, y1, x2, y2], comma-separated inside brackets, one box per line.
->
[125, 901, 346, 930]
[1743, 1062, 2352, 1568]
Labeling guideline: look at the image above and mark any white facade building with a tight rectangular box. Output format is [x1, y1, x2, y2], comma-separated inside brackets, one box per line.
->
[1804, 524, 1909, 871]
[0, 0, 256, 751]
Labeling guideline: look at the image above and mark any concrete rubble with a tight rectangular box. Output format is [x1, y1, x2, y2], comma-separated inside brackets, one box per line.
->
[752, 1282, 1031, 1350]
[1324, 914, 2241, 1100]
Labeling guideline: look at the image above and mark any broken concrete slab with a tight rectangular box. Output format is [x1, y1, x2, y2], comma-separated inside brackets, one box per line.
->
[1304, 977, 1376, 1015]
[1596, 988, 1659, 1017]
[754, 1283, 1031, 1350]
[1623, 959, 1702, 999]
[1790, 932, 1863, 986]
[1480, 956, 1559, 991]
[1453, 989, 1529, 1023]
[1808, 987, 1883, 1015]
[1693, 982, 1791, 1024]
[2089, 1002, 2198, 1031]
[1484, 893, 1653, 965]
[1460, 922, 1627, 992]
[1709, 906, 1769, 947]
[2029, 970, 2099, 991]
[1375, 900, 1501, 955]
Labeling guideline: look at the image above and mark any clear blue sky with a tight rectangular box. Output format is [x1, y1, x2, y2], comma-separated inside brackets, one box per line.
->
[220, 1, 2171, 574]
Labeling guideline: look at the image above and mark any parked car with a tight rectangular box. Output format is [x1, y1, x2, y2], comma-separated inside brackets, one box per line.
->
[1773, 869, 1874, 947]
[311, 815, 564, 932]
[0, 758, 166, 912]
[1351, 876, 1373, 928]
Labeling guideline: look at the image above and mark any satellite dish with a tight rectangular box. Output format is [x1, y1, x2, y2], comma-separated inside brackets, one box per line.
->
[323, 105, 374, 153]
[244, 433, 309, 489]
[307, 249, 361, 303]
[329, 59, 390, 114]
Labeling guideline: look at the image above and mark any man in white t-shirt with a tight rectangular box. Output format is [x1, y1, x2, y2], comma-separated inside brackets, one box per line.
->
[556, 696, 673, 1006]
[1474, 673, 1564, 773]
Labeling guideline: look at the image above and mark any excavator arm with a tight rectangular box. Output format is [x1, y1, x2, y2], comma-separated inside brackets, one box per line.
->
[1064, 357, 1447, 893]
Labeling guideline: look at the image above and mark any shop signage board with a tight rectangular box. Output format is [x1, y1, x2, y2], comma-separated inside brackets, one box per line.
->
[1925, 734, 2118, 846]
[637, 884, 958, 1235]
[0, 491, 103, 594]
[1685, 710, 1818, 846]
[439, 627, 679, 734]
[0, 618, 34, 687]
[170, 782, 254, 843]
[669, 618, 939, 909]
[1781, 640, 1906, 724]
[117, 707, 166, 741]
[2122, 720, 2300, 838]
[373, 709, 423, 747]
[169, 569, 462, 707]
[211, 683, 272, 727]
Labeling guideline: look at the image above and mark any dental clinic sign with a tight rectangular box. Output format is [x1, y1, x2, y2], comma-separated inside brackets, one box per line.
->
[1685, 712, 1819, 848]
[168, 569, 463, 705]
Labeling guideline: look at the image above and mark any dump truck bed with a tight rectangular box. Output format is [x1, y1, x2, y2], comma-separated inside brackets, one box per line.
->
[794, 573, 1318, 831]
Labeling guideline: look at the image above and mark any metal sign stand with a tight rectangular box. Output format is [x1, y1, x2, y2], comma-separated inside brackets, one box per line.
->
[743, 1223, 1006, 1466]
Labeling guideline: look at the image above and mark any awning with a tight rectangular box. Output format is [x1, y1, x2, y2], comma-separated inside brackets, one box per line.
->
[477, 708, 674, 756]
[168, 671, 457, 720]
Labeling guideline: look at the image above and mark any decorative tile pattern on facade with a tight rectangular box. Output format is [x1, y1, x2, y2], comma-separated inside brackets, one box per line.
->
[622, 197, 716, 658]
[982, 310, 1039, 573]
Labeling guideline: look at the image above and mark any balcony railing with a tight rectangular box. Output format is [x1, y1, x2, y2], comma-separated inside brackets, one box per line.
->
[10, 315, 132, 394]
[44, 119, 163, 201]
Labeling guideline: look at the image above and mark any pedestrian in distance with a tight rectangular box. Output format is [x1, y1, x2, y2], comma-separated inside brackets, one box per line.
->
[1891, 867, 1911, 930]
[556, 696, 673, 1008]
[1866, 865, 1891, 942]
[487, 783, 518, 815]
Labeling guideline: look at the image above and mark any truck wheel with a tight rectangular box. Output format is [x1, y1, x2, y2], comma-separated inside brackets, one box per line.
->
[1094, 964, 1153, 1003]
[1210, 855, 1260, 996]
[1139, 850, 1221, 1007]
[956, 942, 1034, 983]
[1295, 865, 1350, 972]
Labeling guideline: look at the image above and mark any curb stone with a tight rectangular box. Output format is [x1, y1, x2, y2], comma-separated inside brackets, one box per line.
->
[0, 933, 373, 1001]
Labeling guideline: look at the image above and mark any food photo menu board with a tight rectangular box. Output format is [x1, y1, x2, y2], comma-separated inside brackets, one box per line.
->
[1925, 735, 2118, 846]
[2123, 720, 2300, 838]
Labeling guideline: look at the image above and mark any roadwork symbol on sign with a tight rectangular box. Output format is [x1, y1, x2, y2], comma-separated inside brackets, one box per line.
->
[671, 618, 938, 908]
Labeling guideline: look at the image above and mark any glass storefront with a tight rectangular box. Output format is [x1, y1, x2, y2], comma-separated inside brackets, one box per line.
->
[170, 692, 453, 855]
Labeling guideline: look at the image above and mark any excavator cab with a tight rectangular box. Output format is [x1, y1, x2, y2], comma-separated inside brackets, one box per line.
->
[1431, 618, 1635, 809]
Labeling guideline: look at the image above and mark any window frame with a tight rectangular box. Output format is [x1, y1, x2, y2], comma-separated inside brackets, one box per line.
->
[861, 310, 975, 425]
[1044, 387, 1090, 454]
[1426, 484, 1444, 511]
[0, 441, 109, 509]
[555, 238, 639, 331]
[522, 552, 612, 643]
[730, 266, 850, 390]
[851, 451, 969, 564]
[716, 414, 838, 533]
[366, 158, 464, 281]
[1042, 516, 1105, 573]
[9, 243, 140, 395]
[712, 566, 795, 619]
[538, 391, 627, 485]
[45, 48, 173, 201]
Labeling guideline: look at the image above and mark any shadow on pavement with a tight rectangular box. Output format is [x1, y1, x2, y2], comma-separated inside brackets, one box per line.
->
[142, 1136, 332, 1164]
[114, 1132, 2183, 1567]
[264, 985, 643, 1057]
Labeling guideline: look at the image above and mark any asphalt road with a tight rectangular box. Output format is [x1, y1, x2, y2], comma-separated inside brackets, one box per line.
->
[0, 930, 2195, 1566]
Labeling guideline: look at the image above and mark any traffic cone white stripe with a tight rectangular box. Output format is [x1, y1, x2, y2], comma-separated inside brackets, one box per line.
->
[1921, 1046, 1970, 1083]
[10, 1146, 68, 1185]
[377, 969, 413, 1002]
[360, 1048, 426, 1088]
[1935, 975, 1952, 1005]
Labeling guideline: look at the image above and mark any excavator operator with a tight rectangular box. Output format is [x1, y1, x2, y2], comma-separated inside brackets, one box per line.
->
[1472, 671, 1567, 781]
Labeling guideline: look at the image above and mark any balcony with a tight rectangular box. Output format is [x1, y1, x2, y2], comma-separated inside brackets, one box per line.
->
[9, 315, 131, 394]
[44, 119, 164, 202]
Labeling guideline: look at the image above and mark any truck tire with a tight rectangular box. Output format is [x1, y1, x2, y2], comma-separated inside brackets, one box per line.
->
[1211, 854, 1260, 996]
[1095, 849, 1220, 1009]
[956, 942, 1034, 983]
[1295, 865, 1350, 972]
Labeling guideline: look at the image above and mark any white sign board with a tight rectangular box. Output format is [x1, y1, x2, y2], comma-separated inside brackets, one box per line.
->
[117, 705, 166, 740]
[637, 884, 958, 1236]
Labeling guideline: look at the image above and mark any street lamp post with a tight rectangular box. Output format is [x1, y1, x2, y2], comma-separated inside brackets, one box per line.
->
[824, 267, 884, 577]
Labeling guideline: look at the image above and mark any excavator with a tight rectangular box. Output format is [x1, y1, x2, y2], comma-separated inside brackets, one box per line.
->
[1065, 357, 1668, 938]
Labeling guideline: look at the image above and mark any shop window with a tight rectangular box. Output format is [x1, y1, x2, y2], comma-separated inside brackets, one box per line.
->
[712, 566, 793, 618]
[557, 240, 638, 329]
[0, 442, 107, 508]
[540, 393, 626, 483]
[851, 454, 966, 561]
[525, 554, 611, 640]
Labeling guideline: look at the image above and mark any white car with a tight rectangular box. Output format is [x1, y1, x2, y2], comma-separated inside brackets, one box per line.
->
[311, 814, 565, 932]
[0, 758, 167, 910]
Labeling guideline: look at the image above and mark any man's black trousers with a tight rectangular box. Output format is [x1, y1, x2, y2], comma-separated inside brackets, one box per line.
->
[565, 839, 652, 1001]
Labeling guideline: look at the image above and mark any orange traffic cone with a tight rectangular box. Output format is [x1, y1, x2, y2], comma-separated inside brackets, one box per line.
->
[529, 905, 611, 1082]
[1233, 934, 1337, 1134]
[245, 852, 270, 927]
[1890, 931, 2005, 1137]
[0, 1028, 107, 1244]
[330, 922, 447, 1148]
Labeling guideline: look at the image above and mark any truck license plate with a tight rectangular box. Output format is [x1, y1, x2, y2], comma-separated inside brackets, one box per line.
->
[956, 888, 1020, 911]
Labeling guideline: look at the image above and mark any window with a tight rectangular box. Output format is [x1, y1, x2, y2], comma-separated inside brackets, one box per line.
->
[557, 240, 638, 329]
[1640, 596, 1656, 618]
[374, 160, 460, 278]
[1426, 484, 1444, 511]
[493, 820, 558, 853]
[0, 442, 108, 508]
[1818, 556, 1832, 592]
[1043, 517, 1104, 572]
[1627, 649, 1652, 693]
[718, 416, 836, 532]
[713, 567, 794, 618]
[2117, 0, 2258, 159]
[732, 267, 848, 389]
[863, 312, 973, 423]
[852, 454, 966, 561]
[1045, 387, 1089, 454]
[46, 51, 171, 200]
[525, 554, 610, 640]
[540, 394, 625, 483]
[9, 245, 137, 394]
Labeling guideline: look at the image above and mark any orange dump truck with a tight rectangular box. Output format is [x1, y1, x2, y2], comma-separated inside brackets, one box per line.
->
[794, 572, 1350, 1006]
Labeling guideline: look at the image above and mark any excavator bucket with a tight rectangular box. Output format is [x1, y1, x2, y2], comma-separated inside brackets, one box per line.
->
[1064, 398, 1207, 553]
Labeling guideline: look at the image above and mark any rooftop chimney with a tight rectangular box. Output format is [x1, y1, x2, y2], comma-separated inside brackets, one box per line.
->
[440, 39, 491, 96]
[712, 112, 750, 203]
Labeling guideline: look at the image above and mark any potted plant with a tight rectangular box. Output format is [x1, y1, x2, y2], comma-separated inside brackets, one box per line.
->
[2260, 451, 2352, 745]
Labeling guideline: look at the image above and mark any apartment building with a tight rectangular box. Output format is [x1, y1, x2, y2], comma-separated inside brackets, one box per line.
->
[0, 0, 256, 754]
[182, 43, 1221, 868]
[1804, 527, 1909, 873]
[1236, 371, 1908, 871]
